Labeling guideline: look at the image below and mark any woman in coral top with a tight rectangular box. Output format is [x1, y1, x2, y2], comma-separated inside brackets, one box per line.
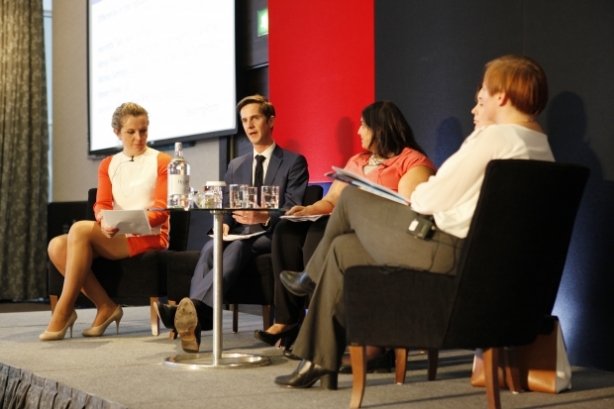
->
[41, 102, 172, 341]
[255, 101, 436, 366]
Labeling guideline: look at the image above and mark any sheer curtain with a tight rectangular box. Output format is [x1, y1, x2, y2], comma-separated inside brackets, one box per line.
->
[0, 0, 49, 299]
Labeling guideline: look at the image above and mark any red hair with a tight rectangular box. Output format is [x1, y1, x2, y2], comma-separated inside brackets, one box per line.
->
[484, 55, 548, 116]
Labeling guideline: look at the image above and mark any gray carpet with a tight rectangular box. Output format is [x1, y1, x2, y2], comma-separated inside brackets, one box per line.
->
[1, 306, 613, 408]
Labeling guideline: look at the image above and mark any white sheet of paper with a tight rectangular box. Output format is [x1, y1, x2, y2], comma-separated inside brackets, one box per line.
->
[208, 230, 267, 242]
[280, 214, 329, 222]
[101, 209, 152, 235]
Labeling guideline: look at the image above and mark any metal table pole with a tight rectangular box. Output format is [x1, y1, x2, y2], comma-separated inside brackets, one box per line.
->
[211, 210, 224, 365]
[164, 208, 271, 370]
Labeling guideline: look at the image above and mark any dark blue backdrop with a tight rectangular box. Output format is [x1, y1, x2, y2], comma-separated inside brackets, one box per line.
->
[375, 0, 614, 372]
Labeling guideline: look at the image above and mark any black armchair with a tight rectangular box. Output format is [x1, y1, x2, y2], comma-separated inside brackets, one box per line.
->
[48, 188, 191, 336]
[166, 184, 324, 333]
[344, 160, 589, 409]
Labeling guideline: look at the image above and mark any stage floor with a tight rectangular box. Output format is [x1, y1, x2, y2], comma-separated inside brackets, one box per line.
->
[1, 306, 613, 408]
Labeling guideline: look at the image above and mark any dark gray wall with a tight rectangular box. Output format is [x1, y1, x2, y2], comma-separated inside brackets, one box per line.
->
[231, 0, 270, 164]
[375, 0, 614, 371]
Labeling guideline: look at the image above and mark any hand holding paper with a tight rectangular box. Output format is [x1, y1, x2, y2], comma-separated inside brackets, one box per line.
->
[101, 210, 152, 235]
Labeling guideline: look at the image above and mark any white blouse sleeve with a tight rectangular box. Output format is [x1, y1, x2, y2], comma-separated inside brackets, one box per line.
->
[410, 128, 506, 214]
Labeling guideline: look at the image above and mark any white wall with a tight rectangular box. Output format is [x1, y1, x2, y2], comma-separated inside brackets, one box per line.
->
[52, 0, 221, 202]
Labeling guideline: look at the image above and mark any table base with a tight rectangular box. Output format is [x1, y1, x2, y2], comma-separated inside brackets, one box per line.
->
[164, 352, 272, 369]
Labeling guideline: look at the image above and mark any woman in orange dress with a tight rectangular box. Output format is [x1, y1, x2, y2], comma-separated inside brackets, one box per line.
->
[42, 102, 172, 340]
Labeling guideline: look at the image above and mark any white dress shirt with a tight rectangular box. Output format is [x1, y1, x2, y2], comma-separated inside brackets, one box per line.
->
[410, 124, 555, 238]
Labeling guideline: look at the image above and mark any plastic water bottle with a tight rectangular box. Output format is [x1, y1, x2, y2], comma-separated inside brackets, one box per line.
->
[167, 142, 190, 208]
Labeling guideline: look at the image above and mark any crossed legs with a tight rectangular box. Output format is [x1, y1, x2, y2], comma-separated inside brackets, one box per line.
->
[47, 220, 130, 332]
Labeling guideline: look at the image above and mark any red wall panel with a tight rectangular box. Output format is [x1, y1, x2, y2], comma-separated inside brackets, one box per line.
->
[269, 0, 374, 182]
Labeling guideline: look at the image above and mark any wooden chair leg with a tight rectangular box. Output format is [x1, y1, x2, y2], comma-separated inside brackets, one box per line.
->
[150, 297, 160, 336]
[232, 304, 239, 333]
[427, 349, 439, 381]
[262, 305, 273, 330]
[49, 295, 58, 315]
[483, 347, 502, 409]
[168, 299, 178, 340]
[395, 348, 408, 384]
[349, 345, 367, 409]
[503, 347, 522, 393]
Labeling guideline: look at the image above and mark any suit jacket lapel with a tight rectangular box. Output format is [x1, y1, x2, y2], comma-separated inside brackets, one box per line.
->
[235, 154, 253, 185]
[264, 146, 283, 185]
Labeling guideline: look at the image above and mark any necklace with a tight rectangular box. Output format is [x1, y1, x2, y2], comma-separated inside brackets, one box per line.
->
[368, 154, 385, 166]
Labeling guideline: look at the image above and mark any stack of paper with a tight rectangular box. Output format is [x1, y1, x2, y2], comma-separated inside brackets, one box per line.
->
[326, 167, 410, 205]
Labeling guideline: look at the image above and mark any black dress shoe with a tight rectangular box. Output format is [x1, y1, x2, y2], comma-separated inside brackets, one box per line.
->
[282, 345, 302, 360]
[154, 302, 177, 330]
[174, 298, 201, 353]
[339, 349, 394, 374]
[280, 270, 316, 297]
[253, 324, 300, 347]
[274, 359, 338, 390]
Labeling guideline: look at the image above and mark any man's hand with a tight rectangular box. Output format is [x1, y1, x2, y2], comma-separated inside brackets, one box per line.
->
[231, 210, 269, 225]
[223, 223, 230, 236]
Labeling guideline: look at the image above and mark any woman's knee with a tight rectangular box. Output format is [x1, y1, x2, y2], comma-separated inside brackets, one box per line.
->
[67, 220, 97, 242]
[330, 234, 374, 271]
[48, 235, 67, 264]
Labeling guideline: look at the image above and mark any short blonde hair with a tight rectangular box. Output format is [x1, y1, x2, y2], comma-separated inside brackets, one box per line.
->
[483, 55, 548, 116]
[111, 102, 149, 132]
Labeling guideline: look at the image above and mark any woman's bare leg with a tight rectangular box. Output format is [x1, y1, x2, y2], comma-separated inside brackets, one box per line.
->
[46, 221, 131, 332]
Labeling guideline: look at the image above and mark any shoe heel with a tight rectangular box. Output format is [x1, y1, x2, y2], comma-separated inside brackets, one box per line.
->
[320, 373, 338, 390]
[281, 331, 298, 349]
[69, 323, 74, 338]
[115, 318, 121, 335]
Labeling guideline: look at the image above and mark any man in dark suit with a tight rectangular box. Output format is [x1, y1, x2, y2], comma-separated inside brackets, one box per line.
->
[156, 95, 309, 353]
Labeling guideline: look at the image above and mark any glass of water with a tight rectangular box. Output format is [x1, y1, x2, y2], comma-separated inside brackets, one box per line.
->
[228, 184, 247, 208]
[260, 185, 280, 208]
[242, 186, 259, 208]
[196, 181, 225, 209]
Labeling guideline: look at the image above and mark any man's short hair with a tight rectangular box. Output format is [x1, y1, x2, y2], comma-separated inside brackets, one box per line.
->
[236, 94, 276, 119]
[484, 55, 548, 116]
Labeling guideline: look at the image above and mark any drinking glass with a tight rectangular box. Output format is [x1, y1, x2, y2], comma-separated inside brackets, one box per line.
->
[202, 181, 225, 208]
[188, 187, 199, 209]
[260, 185, 280, 208]
[242, 186, 259, 208]
[228, 184, 247, 208]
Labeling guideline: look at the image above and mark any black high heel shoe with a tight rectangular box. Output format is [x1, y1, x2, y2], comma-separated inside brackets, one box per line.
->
[253, 324, 300, 347]
[274, 359, 338, 389]
[280, 270, 315, 297]
[283, 344, 302, 360]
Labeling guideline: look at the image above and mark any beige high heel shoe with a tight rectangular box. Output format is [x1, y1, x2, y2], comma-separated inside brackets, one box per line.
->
[40, 311, 78, 341]
[82, 305, 123, 337]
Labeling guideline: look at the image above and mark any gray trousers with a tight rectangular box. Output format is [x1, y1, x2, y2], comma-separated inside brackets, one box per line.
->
[292, 187, 464, 371]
